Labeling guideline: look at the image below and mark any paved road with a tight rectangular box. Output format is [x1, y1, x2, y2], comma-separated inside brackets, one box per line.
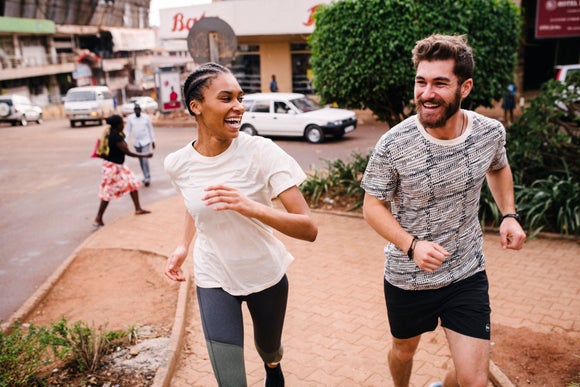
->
[0, 116, 385, 320]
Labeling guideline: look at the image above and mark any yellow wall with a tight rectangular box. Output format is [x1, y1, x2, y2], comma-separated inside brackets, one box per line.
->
[259, 42, 292, 93]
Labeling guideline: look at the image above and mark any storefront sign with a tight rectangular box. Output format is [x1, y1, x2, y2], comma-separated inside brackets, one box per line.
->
[159, 0, 331, 40]
[536, 0, 580, 38]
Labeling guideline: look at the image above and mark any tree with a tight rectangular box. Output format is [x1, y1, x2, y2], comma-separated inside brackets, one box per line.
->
[309, 0, 520, 127]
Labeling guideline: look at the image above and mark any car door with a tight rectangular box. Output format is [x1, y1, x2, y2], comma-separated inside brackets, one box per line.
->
[244, 99, 273, 135]
[269, 100, 301, 136]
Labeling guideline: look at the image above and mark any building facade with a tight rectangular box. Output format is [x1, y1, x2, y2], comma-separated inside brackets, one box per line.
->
[158, 0, 329, 94]
[0, 0, 157, 106]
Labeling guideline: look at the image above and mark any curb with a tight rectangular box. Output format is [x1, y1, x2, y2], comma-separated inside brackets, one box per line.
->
[152, 267, 191, 387]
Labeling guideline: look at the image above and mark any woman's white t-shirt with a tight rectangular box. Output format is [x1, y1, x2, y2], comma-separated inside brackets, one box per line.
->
[164, 133, 306, 295]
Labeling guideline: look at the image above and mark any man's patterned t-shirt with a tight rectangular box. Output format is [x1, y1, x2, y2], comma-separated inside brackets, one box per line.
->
[361, 111, 507, 290]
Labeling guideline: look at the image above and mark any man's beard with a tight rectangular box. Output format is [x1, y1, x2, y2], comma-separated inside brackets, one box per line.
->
[416, 87, 461, 128]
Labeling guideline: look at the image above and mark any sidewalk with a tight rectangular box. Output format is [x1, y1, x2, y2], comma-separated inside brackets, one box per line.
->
[22, 195, 580, 386]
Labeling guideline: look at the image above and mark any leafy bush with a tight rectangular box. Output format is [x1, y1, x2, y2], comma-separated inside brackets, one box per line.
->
[49, 318, 126, 372]
[515, 169, 579, 237]
[0, 323, 51, 387]
[507, 73, 580, 184]
[0, 318, 129, 385]
[300, 151, 371, 211]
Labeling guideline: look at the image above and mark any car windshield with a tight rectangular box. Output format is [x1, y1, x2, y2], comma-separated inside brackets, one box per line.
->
[290, 97, 320, 113]
[67, 91, 96, 102]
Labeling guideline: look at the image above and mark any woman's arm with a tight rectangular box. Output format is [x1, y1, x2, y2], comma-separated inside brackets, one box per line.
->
[115, 140, 152, 159]
[202, 184, 318, 242]
[165, 211, 196, 282]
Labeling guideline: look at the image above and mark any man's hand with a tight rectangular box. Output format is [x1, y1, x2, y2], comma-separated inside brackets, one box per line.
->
[412, 240, 450, 273]
[499, 218, 526, 250]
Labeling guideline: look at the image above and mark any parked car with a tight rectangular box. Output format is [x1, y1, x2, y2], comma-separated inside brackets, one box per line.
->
[64, 85, 115, 127]
[0, 95, 43, 126]
[121, 96, 159, 116]
[240, 93, 357, 143]
[554, 64, 580, 82]
[554, 64, 580, 115]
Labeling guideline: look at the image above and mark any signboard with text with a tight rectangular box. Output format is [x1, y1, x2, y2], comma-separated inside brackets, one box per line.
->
[536, 0, 580, 38]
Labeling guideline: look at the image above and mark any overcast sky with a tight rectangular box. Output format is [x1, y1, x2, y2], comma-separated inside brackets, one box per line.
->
[149, 0, 211, 26]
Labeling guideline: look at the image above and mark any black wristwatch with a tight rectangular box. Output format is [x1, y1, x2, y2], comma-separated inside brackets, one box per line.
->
[407, 237, 418, 260]
[500, 213, 521, 224]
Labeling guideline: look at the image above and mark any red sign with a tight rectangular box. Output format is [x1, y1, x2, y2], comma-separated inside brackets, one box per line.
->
[536, 0, 580, 38]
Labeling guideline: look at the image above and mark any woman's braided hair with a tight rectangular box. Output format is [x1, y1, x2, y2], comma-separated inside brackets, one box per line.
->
[183, 62, 231, 115]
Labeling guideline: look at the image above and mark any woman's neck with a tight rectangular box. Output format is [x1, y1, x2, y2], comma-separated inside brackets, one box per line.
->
[193, 135, 232, 157]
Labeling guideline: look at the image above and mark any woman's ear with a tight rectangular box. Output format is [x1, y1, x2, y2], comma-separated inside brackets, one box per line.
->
[189, 100, 200, 115]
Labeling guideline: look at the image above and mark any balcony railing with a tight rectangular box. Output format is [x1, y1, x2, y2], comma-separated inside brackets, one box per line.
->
[0, 53, 76, 70]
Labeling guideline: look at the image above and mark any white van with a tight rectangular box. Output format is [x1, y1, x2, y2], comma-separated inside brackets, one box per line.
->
[64, 86, 115, 127]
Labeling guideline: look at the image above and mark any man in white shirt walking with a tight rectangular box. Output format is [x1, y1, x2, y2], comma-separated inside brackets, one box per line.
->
[125, 104, 155, 186]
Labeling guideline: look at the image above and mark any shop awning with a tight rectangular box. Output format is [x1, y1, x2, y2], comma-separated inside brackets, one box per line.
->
[101, 27, 156, 52]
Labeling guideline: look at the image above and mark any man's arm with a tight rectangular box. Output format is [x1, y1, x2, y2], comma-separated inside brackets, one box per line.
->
[486, 164, 526, 250]
[362, 193, 449, 272]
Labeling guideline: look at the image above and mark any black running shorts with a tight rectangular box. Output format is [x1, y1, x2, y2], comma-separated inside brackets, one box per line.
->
[383, 271, 491, 340]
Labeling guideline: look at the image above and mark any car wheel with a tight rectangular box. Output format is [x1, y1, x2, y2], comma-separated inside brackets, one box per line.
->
[240, 124, 257, 136]
[36, 115, 43, 124]
[0, 102, 10, 118]
[305, 125, 324, 143]
[19, 116, 28, 126]
[70, 120, 76, 127]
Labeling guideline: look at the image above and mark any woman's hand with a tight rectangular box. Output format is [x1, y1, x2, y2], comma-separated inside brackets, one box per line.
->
[202, 184, 256, 216]
[165, 245, 188, 282]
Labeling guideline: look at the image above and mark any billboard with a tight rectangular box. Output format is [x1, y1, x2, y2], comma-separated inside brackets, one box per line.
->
[536, 0, 580, 38]
[158, 70, 182, 112]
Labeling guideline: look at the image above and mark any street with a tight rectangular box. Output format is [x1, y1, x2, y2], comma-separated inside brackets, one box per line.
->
[0, 116, 386, 320]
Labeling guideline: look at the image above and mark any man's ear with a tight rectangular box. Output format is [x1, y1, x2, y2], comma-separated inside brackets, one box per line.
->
[461, 78, 473, 99]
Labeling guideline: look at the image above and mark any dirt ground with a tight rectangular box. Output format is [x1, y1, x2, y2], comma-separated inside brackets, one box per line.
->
[22, 246, 579, 386]
[25, 248, 179, 386]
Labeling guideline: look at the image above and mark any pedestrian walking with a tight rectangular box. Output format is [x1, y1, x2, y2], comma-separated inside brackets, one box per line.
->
[125, 104, 155, 186]
[93, 114, 152, 227]
[361, 34, 526, 386]
[163, 63, 317, 387]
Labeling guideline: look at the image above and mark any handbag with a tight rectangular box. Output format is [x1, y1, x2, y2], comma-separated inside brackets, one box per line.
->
[91, 127, 110, 158]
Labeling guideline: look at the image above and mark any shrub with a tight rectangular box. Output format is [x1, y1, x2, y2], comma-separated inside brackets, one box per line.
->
[0, 322, 51, 387]
[300, 150, 371, 211]
[48, 318, 127, 372]
[507, 73, 580, 184]
[0, 318, 129, 385]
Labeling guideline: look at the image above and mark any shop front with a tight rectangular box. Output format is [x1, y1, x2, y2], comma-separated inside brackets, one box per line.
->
[158, 0, 332, 94]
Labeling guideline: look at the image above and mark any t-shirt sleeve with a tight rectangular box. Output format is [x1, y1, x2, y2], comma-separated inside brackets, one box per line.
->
[262, 141, 307, 198]
[361, 134, 398, 202]
[488, 124, 508, 172]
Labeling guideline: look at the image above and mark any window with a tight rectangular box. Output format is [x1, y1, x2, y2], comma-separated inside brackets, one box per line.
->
[251, 101, 270, 113]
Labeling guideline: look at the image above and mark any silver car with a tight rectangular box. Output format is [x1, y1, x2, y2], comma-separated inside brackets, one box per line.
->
[0, 95, 43, 126]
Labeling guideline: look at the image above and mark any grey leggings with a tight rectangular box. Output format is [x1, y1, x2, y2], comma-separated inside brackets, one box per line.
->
[196, 275, 288, 387]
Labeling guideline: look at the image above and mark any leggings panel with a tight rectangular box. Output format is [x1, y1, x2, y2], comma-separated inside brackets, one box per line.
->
[196, 275, 288, 385]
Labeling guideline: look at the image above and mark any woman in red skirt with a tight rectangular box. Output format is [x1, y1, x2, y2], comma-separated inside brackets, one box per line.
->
[93, 114, 153, 227]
